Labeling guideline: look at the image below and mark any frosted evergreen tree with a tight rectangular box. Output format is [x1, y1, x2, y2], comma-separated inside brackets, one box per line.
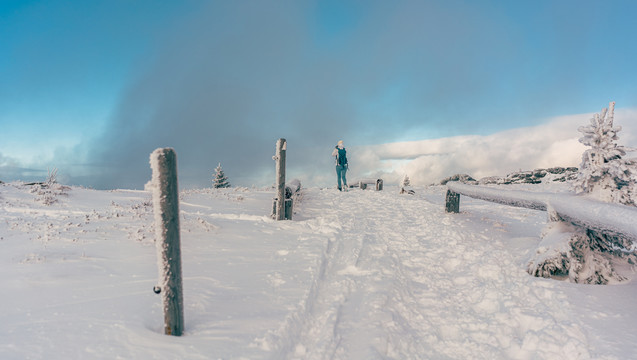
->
[573, 101, 636, 206]
[401, 174, 411, 187]
[212, 163, 230, 189]
[400, 173, 415, 195]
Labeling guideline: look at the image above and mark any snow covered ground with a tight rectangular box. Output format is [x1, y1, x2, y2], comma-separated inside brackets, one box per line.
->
[1, 182, 636, 359]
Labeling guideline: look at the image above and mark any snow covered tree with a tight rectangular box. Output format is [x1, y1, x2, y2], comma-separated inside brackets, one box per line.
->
[401, 174, 411, 187]
[572, 101, 637, 206]
[212, 163, 230, 189]
[399, 173, 415, 195]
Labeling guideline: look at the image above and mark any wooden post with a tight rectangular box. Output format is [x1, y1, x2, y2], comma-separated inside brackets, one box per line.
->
[376, 179, 383, 191]
[149, 148, 185, 336]
[445, 189, 460, 213]
[285, 198, 293, 220]
[274, 138, 287, 220]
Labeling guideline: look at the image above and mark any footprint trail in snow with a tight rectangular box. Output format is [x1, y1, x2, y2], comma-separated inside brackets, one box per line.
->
[266, 188, 592, 359]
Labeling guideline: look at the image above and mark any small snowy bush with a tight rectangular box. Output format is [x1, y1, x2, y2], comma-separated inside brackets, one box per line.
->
[32, 168, 69, 205]
[46, 168, 58, 187]
[528, 207, 630, 284]
[212, 163, 230, 189]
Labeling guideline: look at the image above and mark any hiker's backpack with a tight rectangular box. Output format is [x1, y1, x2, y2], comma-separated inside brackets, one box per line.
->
[337, 147, 347, 166]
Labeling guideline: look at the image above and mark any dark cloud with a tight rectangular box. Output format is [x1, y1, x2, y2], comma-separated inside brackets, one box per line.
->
[87, 2, 364, 189]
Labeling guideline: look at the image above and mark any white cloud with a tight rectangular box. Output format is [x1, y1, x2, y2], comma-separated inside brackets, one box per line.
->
[0, 152, 19, 168]
[0, 152, 46, 183]
[346, 108, 637, 186]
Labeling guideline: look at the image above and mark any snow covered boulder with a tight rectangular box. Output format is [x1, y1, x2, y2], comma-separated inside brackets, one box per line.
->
[478, 167, 578, 185]
[545, 167, 579, 182]
[440, 174, 476, 185]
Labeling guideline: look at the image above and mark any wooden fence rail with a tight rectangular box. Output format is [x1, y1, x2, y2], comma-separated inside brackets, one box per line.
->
[445, 182, 637, 243]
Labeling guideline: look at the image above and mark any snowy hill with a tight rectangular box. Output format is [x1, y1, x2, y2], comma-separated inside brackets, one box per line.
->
[1, 182, 636, 359]
[439, 167, 579, 186]
[479, 167, 579, 185]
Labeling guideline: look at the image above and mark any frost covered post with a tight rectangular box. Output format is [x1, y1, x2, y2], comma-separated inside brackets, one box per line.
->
[274, 138, 287, 220]
[445, 189, 460, 213]
[149, 148, 185, 336]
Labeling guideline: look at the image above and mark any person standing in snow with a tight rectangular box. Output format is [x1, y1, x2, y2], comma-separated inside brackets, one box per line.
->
[332, 140, 348, 191]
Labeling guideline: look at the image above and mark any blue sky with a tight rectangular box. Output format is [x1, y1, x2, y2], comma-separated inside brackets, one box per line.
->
[1, 0, 636, 189]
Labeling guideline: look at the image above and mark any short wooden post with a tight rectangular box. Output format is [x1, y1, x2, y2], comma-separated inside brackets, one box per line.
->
[376, 179, 383, 191]
[149, 148, 185, 336]
[274, 138, 287, 220]
[445, 189, 460, 213]
[284, 198, 293, 220]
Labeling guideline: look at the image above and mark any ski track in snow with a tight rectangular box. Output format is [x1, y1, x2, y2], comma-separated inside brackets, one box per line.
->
[264, 188, 593, 359]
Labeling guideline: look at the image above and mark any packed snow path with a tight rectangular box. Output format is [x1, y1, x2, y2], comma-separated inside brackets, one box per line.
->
[266, 188, 591, 359]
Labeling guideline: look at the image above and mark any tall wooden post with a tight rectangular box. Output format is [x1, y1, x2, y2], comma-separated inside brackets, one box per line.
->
[275, 138, 287, 220]
[445, 190, 460, 213]
[149, 148, 184, 336]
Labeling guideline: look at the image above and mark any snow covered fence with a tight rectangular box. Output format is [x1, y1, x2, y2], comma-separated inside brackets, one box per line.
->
[548, 196, 637, 243]
[149, 148, 185, 336]
[446, 182, 547, 212]
[354, 178, 384, 191]
[445, 182, 637, 243]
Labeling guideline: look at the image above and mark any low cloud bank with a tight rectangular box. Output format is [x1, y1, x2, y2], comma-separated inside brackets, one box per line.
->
[342, 109, 637, 186]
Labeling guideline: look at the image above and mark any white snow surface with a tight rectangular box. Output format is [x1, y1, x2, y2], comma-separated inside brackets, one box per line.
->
[2, 182, 637, 359]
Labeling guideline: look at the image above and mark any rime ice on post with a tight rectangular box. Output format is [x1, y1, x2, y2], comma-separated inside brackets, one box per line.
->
[274, 138, 287, 220]
[445, 189, 460, 213]
[149, 148, 184, 336]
